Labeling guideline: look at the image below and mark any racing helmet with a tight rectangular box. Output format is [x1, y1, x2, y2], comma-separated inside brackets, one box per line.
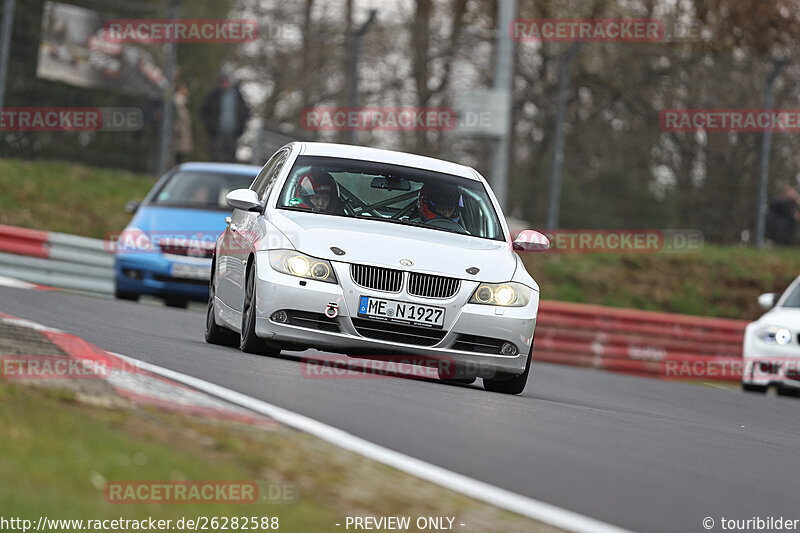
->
[293, 170, 338, 209]
[418, 182, 461, 222]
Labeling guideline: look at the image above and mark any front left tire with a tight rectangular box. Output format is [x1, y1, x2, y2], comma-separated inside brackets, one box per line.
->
[205, 271, 239, 347]
[240, 262, 280, 357]
[483, 343, 533, 395]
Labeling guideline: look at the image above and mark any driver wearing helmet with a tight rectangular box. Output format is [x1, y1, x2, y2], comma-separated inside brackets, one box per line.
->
[414, 182, 462, 223]
[293, 170, 345, 214]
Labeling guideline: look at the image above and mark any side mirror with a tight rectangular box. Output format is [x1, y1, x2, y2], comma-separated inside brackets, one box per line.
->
[512, 230, 551, 252]
[125, 200, 141, 214]
[226, 189, 261, 211]
[758, 293, 778, 310]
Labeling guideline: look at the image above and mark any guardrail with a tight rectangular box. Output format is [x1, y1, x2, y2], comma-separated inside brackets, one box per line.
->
[535, 300, 747, 381]
[0, 224, 114, 295]
[0, 224, 747, 380]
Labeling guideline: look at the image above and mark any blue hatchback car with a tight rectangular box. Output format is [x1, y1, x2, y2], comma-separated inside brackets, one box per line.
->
[114, 162, 260, 307]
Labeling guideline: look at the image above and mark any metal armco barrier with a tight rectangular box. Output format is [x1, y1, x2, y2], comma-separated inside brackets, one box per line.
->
[535, 301, 747, 381]
[0, 224, 748, 381]
[0, 224, 114, 295]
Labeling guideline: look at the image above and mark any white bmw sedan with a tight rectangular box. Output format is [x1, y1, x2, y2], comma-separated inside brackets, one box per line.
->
[742, 275, 800, 396]
[205, 142, 549, 394]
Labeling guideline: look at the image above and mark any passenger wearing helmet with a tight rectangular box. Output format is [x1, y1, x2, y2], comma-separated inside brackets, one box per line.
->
[414, 182, 462, 223]
[293, 170, 345, 214]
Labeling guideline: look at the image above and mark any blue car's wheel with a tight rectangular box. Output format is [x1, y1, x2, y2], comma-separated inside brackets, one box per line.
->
[114, 288, 138, 302]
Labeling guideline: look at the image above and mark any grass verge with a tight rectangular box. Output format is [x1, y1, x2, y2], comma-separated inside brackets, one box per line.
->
[522, 245, 800, 320]
[0, 158, 154, 239]
[0, 380, 562, 533]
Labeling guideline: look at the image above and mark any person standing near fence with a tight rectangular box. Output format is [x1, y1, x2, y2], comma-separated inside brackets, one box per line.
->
[765, 186, 800, 246]
[200, 69, 250, 163]
[172, 82, 193, 165]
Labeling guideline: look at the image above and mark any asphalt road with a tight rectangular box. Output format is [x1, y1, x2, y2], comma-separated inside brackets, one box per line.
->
[3, 285, 800, 533]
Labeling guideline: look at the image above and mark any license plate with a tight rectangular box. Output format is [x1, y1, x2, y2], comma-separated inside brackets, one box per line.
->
[358, 296, 445, 329]
[171, 263, 211, 280]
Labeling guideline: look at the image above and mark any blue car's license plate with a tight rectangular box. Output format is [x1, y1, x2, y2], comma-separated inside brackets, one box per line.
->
[358, 296, 445, 329]
[171, 263, 211, 280]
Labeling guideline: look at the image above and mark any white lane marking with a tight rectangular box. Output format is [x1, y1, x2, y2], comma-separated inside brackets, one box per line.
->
[702, 381, 738, 393]
[0, 317, 62, 333]
[112, 352, 633, 533]
[0, 275, 37, 290]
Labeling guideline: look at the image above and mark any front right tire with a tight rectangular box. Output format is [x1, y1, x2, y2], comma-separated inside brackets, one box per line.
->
[742, 382, 767, 394]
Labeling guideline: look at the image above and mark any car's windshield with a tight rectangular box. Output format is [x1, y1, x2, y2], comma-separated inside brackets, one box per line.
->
[151, 171, 255, 210]
[781, 283, 800, 308]
[276, 156, 505, 241]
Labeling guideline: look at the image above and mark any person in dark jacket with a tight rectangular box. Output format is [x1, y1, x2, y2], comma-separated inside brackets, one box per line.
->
[766, 186, 800, 245]
[200, 70, 250, 162]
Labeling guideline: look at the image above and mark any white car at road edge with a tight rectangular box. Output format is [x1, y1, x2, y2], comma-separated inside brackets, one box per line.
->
[205, 142, 550, 394]
[742, 275, 800, 396]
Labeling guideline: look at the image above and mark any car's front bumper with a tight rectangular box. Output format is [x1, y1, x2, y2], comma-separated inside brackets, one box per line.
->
[244, 253, 538, 379]
[115, 253, 211, 301]
[742, 328, 800, 389]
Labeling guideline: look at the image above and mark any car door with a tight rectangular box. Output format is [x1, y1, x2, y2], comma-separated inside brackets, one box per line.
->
[216, 153, 283, 312]
[223, 148, 291, 315]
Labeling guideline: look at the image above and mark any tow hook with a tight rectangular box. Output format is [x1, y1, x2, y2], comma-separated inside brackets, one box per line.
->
[324, 303, 339, 319]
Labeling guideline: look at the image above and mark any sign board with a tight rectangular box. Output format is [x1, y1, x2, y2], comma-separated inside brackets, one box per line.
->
[453, 89, 510, 137]
[36, 2, 166, 99]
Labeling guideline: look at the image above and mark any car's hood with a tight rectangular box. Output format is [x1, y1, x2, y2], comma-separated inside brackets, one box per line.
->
[130, 206, 229, 236]
[270, 210, 516, 282]
[755, 307, 800, 327]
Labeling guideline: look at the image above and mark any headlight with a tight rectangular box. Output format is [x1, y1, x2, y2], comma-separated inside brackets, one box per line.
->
[469, 282, 531, 307]
[268, 250, 337, 284]
[113, 227, 154, 254]
[759, 325, 792, 345]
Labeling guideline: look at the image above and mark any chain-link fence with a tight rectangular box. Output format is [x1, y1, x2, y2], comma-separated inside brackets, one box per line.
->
[0, 0, 240, 173]
[502, 46, 800, 244]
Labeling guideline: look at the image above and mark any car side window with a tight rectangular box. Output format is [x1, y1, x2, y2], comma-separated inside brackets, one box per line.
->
[251, 149, 287, 201]
[260, 150, 289, 203]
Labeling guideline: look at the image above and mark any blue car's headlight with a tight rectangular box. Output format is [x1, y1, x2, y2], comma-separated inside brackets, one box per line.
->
[268, 250, 337, 284]
[469, 282, 531, 307]
[112, 227, 154, 254]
